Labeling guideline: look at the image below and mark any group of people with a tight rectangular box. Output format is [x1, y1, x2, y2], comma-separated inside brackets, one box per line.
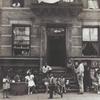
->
[42, 61, 100, 99]
[2, 61, 100, 99]
[73, 60, 100, 94]
[42, 62, 84, 99]
[42, 64, 69, 99]
[48, 74, 65, 99]
[2, 69, 36, 98]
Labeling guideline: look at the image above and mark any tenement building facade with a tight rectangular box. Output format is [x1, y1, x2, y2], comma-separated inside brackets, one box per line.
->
[0, 0, 100, 90]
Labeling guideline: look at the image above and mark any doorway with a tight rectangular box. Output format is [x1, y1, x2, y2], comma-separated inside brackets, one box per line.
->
[47, 26, 66, 67]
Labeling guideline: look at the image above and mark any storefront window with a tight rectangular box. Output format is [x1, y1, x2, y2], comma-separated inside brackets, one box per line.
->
[12, 0, 24, 7]
[82, 27, 99, 56]
[12, 25, 30, 56]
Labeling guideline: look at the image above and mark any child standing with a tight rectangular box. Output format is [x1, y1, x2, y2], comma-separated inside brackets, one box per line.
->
[3, 75, 10, 98]
[25, 70, 36, 95]
[96, 68, 100, 94]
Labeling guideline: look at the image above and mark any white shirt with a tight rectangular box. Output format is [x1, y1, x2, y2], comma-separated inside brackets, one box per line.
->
[25, 74, 35, 87]
[42, 65, 52, 73]
[76, 63, 84, 76]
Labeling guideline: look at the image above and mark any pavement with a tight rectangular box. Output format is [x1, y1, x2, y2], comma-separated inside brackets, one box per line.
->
[0, 93, 100, 100]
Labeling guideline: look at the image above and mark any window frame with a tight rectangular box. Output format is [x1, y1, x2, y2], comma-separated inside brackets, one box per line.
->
[12, 24, 31, 57]
[82, 26, 100, 56]
[87, 0, 99, 9]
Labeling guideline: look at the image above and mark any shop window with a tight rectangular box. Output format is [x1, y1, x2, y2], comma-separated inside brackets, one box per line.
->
[12, 0, 24, 7]
[82, 27, 99, 56]
[88, 0, 99, 9]
[12, 25, 30, 56]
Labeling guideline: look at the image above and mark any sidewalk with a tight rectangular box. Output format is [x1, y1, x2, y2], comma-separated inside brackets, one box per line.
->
[0, 92, 100, 100]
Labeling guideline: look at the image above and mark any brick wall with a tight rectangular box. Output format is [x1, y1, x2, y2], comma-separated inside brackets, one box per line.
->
[0, 0, 41, 57]
[1, 0, 100, 57]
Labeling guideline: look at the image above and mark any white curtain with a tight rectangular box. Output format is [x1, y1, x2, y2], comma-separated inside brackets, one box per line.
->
[38, 0, 74, 3]
[63, 0, 74, 2]
[88, 0, 99, 9]
[38, 0, 60, 3]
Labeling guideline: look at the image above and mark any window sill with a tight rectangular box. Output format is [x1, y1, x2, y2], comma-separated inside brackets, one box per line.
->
[2, 7, 30, 10]
[83, 9, 100, 12]
[82, 55, 99, 58]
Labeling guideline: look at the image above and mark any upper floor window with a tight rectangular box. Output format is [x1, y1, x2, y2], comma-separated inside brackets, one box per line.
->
[38, 0, 74, 3]
[82, 28, 98, 41]
[12, 25, 31, 56]
[63, 0, 74, 2]
[82, 27, 99, 56]
[12, 0, 24, 7]
[88, 0, 99, 9]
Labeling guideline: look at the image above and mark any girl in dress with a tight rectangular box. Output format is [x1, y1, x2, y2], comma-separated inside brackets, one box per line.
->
[25, 70, 36, 95]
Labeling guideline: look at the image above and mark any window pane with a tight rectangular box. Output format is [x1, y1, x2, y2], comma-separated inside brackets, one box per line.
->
[88, 0, 99, 9]
[82, 28, 98, 41]
[82, 27, 99, 56]
[13, 25, 30, 56]
[90, 28, 98, 41]
[82, 28, 90, 41]
[38, 0, 60, 3]
[12, 0, 24, 7]
[82, 42, 98, 56]
[25, 27, 30, 35]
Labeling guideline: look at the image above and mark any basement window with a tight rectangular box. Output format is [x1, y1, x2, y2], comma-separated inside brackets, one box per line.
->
[82, 27, 99, 56]
[12, 25, 30, 56]
[12, 0, 24, 7]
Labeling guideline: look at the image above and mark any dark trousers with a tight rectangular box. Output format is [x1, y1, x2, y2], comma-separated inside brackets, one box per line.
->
[30, 86, 36, 93]
[49, 85, 55, 98]
[3, 89, 9, 98]
[55, 85, 63, 98]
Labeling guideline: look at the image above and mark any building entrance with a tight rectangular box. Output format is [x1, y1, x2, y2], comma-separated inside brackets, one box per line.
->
[47, 26, 66, 67]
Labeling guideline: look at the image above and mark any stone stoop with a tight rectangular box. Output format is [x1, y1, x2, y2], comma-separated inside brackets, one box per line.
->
[51, 66, 78, 92]
[51, 66, 66, 77]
